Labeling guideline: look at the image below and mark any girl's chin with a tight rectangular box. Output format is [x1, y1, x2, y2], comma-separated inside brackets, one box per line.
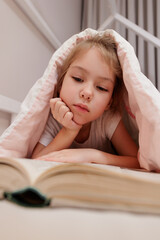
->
[73, 117, 87, 126]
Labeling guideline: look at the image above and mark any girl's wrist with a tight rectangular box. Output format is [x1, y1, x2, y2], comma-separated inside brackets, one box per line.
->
[63, 126, 80, 138]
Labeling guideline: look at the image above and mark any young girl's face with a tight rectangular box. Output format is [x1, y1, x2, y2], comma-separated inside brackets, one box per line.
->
[60, 47, 115, 125]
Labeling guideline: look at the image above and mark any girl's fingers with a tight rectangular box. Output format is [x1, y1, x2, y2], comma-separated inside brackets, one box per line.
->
[65, 112, 82, 129]
[64, 111, 73, 123]
[54, 100, 63, 114]
[50, 98, 81, 130]
[50, 98, 60, 116]
[59, 105, 70, 119]
[50, 98, 60, 109]
[50, 98, 65, 119]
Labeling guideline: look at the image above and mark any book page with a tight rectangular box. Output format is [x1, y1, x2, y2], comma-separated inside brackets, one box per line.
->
[88, 163, 160, 183]
[15, 158, 66, 184]
[32, 162, 160, 214]
[0, 157, 63, 185]
[1, 157, 160, 189]
[11, 158, 160, 184]
[1, 157, 160, 213]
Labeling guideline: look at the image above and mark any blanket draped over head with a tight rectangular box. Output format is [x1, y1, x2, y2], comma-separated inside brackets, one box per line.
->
[0, 28, 160, 171]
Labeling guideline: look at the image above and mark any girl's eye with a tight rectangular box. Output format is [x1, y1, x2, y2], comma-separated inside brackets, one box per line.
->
[97, 86, 108, 92]
[72, 77, 83, 82]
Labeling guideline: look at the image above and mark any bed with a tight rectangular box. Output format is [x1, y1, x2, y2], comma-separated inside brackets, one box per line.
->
[1, 200, 160, 240]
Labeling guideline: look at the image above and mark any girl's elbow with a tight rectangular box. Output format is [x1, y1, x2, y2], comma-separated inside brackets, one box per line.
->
[31, 143, 45, 159]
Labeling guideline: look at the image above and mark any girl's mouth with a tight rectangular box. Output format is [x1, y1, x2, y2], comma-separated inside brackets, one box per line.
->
[73, 104, 89, 112]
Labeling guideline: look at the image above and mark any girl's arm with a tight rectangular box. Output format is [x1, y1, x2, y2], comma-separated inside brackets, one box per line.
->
[31, 98, 81, 158]
[111, 120, 138, 158]
[93, 119, 139, 168]
[36, 147, 140, 168]
[36, 120, 140, 169]
[32, 127, 79, 158]
[91, 151, 140, 168]
[91, 119, 139, 168]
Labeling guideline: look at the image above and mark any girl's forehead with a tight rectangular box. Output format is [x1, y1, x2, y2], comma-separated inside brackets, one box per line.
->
[71, 47, 104, 64]
[70, 47, 112, 72]
[68, 48, 115, 83]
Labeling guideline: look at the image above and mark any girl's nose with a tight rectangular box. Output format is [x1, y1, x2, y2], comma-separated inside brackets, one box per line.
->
[80, 85, 93, 101]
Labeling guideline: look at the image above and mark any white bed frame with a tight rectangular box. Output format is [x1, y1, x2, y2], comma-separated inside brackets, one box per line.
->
[0, 94, 21, 124]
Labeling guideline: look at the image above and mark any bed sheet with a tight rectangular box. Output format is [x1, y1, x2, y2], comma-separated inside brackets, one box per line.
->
[0, 201, 160, 240]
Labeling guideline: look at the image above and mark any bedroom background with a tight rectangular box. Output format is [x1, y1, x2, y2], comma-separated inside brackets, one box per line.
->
[0, 0, 160, 135]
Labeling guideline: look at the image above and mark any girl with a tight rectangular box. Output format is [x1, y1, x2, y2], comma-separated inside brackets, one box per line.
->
[32, 34, 139, 168]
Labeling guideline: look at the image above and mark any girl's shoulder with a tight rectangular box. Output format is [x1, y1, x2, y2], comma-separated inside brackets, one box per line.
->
[96, 110, 121, 140]
[101, 110, 121, 123]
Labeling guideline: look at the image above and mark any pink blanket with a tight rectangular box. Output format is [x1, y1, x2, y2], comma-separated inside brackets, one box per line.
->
[0, 28, 160, 171]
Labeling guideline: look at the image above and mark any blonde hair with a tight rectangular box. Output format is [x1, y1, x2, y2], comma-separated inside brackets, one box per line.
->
[54, 34, 124, 113]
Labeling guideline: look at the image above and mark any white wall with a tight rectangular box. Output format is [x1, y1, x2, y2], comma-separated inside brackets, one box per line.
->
[31, 0, 81, 44]
[0, 0, 81, 102]
[0, 0, 54, 102]
[0, 0, 81, 135]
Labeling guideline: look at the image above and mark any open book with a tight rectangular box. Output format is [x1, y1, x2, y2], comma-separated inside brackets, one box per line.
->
[1, 157, 160, 214]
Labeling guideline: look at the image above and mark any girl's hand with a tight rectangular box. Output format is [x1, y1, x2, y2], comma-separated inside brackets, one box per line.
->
[36, 148, 140, 168]
[36, 148, 98, 163]
[50, 98, 82, 131]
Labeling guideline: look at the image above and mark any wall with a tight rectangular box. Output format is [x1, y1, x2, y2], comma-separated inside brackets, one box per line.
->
[0, 0, 54, 102]
[0, 0, 81, 135]
[31, 0, 81, 44]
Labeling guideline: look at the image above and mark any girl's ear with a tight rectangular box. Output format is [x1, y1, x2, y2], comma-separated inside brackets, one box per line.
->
[105, 98, 113, 110]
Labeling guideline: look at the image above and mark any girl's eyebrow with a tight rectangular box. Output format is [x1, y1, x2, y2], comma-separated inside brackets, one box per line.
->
[70, 65, 114, 83]
[70, 65, 88, 73]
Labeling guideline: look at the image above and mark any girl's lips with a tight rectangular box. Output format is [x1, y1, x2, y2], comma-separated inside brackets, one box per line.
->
[73, 104, 89, 112]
